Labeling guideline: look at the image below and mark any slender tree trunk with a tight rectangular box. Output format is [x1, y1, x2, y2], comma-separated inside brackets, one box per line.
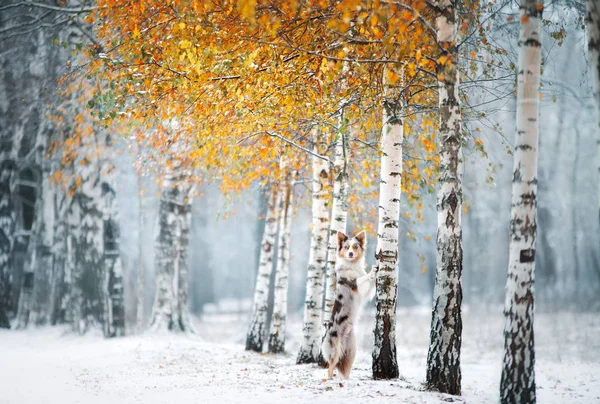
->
[268, 156, 293, 354]
[321, 117, 349, 341]
[500, 1, 543, 402]
[246, 185, 279, 352]
[49, 192, 68, 325]
[0, 162, 15, 329]
[101, 162, 125, 338]
[65, 197, 84, 333]
[29, 172, 56, 326]
[426, 1, 463, 395]
[587, 0, 600, 234]
[15, 182, 42, 329]
[136, 165, 145, 331]
[297, 129, 331, 364]
[372, 68, 404, 380]
[149, 170, 194, 333]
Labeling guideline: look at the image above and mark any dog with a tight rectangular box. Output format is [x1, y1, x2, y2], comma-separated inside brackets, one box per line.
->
[322, 230, 377, 379]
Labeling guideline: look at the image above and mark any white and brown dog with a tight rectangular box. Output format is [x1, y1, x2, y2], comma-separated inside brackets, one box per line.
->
[322, 230, 377, 379]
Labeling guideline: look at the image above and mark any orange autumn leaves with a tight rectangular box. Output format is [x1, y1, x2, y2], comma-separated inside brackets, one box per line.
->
[70, 0, 446, 225]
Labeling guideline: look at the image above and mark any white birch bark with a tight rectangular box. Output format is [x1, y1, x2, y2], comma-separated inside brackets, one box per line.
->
[372, 68, 403, 380]
[0, 163, 15, 329]
[245, 185, 279, 352]
[321, 118, 349, 336]
[500, 1, 543, 402]
[149, 168, 195, 333]
[136, 164, 145, 332]
[16, 128, 56, 328]
[66, 155, 104, 335]
[101, 158, 125, 338]
[268, 156, 293, 354]
[426, 1, 463, 395]
[587, 0, 600, 235]
[29, 168, 55, 326]
[297, 129, 331, 364]
[49, 191, 68, 325]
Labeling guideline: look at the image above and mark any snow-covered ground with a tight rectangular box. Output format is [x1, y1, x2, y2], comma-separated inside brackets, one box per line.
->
[1, 308, 599, 403]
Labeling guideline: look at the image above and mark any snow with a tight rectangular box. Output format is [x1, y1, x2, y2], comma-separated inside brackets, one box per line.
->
[1, 308, 599, 404]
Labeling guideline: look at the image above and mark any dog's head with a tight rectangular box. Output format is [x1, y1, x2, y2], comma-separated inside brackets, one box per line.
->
[337, 230, 366, 263]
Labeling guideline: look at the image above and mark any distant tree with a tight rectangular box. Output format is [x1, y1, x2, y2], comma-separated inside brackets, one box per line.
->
[246, 185, 279, 352]
[500, 0, 543, 402]
[149, 166, 195, 333]
[587, 0, 600, 234]
[268, 156, 294, 354]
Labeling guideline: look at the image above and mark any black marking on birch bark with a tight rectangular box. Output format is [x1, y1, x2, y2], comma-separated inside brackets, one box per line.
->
[515, 144, 533, 151]
[522, 38, 541, 47]
[519, 249, 535, 263]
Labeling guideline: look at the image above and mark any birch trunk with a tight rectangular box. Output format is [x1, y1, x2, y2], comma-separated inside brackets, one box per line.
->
[587, 0, 600, 233]
[268, 157, 293, 354]
[101, 164, 125, 338]
[426, 1, 463, 395]
[66, 160, 105, 334]
[321, 119, 349, 336]
[149, 170, 194, 333]
[0, 163, 15, 329]
[15, 184, 41, 329]
[372, 68, 403, 380]
[246, 186, 279, 352]
[29, 170, 55, 326]
[500, 1, 543, 402]
[136, 164, 145, 331]
[297, 129, 330, 364]
[49, 195, 67, 326]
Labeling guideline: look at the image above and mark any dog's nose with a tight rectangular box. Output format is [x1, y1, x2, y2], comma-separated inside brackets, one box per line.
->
[349, 252, 354, 258]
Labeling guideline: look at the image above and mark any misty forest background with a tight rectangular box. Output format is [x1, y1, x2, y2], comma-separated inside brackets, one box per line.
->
[1, 1, 598, 334]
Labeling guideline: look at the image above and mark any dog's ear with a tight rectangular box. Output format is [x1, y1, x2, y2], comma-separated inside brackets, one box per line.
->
[355, 230, 367, 249]
[337, 231, 348, 250]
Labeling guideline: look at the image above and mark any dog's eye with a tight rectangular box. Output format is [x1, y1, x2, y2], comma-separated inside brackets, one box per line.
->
[352, 245, 358, 249]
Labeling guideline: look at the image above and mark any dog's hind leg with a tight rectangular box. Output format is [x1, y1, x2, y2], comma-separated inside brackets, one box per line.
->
[337, 331, 356, 379]
[327, 337, 341, 379]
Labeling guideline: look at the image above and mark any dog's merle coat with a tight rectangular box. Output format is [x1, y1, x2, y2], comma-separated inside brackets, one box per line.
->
[322, 231, 376, 379]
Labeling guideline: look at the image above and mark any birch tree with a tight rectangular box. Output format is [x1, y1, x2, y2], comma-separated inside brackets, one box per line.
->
[61, 149, 104, 334]
[297, 129, 330, 364]
[101, 155, 125, 337]
[426, 0, 464, 395]
[136, 160, 145, 331]
[0, 163, 15, 329]
[245, 185, 279, 352]
[149, 168, 195, 333]
[268, 156, 293, 354]
[321, 119, 349, 337]
[588, 0, 600, 233]
[28, 166, 56, 326]
[500, 1, 543, 402]
[372, 68, 403, 380]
